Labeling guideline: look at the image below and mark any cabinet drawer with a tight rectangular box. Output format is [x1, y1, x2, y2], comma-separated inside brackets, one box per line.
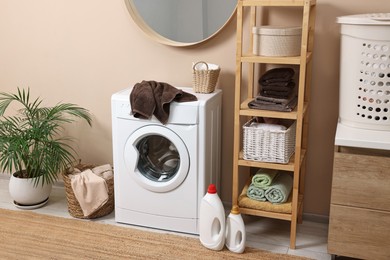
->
[328, 204, 390, 260]
[332, 151, 390, 211]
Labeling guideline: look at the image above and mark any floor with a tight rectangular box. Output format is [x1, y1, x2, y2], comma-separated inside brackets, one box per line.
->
[0, 176, 334, 260]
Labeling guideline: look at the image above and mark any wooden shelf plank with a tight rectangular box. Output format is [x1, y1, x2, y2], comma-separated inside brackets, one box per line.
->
[239, 99, 309, 119]
[238, 157, 295, 171]
[242, 0, 316, 7]
[239, 108, 298, 119]
[240, 98, 304, 119]
[240, 207, 292, 220]
[241, 54, 300, 65]
[238, 151, 296, 171]
[239, 194, 304, 221]
[238, 150, 306, 172]
[240, 52, 312, 65]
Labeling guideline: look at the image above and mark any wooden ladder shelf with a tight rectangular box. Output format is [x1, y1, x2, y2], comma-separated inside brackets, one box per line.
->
[232, 0, 316, 249]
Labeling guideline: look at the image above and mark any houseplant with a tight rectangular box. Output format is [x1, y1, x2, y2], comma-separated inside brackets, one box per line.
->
[0, 88, 92, 208]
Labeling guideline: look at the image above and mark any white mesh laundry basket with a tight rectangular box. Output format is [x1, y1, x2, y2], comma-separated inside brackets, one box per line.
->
[337, 13, 390, 131]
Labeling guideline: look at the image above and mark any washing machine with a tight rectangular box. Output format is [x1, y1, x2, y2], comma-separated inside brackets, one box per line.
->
[111, 86, 222, 234]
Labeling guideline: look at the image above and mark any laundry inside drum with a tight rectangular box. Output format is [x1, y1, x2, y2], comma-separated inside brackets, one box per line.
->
[136, 135, 180, 182]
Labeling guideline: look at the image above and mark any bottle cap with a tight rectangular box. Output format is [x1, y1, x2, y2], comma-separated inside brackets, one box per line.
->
[207, 184, 217, 194]
[231, 205, 240, 214]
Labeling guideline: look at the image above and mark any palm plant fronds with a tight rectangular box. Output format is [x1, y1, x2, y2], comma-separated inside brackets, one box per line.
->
[0, 88, 92, 186]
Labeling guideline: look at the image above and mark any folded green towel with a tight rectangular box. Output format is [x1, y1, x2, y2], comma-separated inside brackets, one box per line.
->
[251, 169, 279, 189]
[265, 174, 293, 204]
[247, 184, 267, 201]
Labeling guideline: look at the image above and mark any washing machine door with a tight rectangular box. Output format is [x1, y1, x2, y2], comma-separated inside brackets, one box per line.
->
[124, 125, 190, 193]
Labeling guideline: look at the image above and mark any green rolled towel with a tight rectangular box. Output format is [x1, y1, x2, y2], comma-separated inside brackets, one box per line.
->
[247, 184, 267, 201]
[265, 174, 293, 204]
[251, 169, 279, 189]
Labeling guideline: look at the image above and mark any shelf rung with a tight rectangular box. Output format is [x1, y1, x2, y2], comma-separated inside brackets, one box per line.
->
[238, 158, 295, 171]
[237, 150, 306, 172]
[239, 109, 298, 119]
[241, 54, 300, 65]
[238, 194, 304, 221]
[239, 99, 309, 120]
[240, 52, 313, 65]
[240, 207, 292, 220]
[241, 0, 316, 7]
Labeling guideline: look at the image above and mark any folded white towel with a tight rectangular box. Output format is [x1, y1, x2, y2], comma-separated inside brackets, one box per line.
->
[70, 169, 109, 217]
[249, 122, 287, 131]
[193, 62, 220, 71]
[92, 164, 113, 180]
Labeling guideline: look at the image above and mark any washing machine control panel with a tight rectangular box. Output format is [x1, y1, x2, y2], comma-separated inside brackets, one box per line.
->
[114, 101, 132, 119]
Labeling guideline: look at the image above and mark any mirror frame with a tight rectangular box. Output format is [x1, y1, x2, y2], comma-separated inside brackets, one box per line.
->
[124, 0, 237, 47]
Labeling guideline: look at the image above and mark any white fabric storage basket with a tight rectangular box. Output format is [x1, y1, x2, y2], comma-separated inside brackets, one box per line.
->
[243, 118, 296, 164]
[252, 26, 302, 56]
[337, 13, 390, 131]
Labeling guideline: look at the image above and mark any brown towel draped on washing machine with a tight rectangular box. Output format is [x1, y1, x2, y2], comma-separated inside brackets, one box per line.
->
[130, 80, 197, 124]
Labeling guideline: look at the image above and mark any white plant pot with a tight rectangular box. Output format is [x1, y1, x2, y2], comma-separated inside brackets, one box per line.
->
[9, 172, 52, 208]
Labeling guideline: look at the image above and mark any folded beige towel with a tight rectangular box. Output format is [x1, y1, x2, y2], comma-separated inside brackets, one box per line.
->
[70, 169, 109, 217]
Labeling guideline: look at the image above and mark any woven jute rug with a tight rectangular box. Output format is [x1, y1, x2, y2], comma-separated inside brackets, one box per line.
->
[0, 208, 309, 259]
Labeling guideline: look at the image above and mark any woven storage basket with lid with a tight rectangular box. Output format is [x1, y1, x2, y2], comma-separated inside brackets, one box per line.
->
[192, 61, 220, 93]
[252, 26, 302, 56]
[62, 163, 114, 219]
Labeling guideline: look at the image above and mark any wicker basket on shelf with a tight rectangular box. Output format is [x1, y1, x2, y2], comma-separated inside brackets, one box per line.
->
[192, 61, 220, 93]
[62, 163, 114, 219]
[243, 118, 296, 164]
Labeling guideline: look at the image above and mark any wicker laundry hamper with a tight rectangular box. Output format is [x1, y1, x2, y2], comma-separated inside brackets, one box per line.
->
[192, 61, 220, 93]
[62, 163, 114, 219]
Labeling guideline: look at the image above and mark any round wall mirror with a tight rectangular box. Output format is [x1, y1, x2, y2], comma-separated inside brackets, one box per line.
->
[125, 0, 237, 47]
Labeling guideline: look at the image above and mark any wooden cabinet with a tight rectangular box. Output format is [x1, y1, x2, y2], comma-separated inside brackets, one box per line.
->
[232, 0, 316, 249]
[328, 146, 390, 260]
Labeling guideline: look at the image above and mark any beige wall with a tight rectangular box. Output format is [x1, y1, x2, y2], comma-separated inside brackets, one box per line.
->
[0, 0, 387, 216]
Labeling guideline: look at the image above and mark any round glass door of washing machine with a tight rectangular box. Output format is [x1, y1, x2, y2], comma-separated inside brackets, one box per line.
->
[124, 125, 190, 193]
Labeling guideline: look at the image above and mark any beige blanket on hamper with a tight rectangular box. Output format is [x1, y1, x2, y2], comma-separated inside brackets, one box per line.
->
[70, 165, 113, 217]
